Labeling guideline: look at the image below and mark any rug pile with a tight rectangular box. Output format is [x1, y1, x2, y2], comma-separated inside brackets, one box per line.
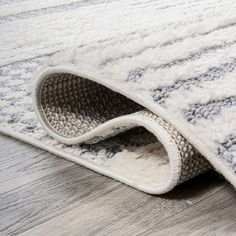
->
[1, 0, 236, 193]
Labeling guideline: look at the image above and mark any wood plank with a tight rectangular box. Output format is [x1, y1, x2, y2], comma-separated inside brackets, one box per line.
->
[0, 136, 231, 236]
[0, 159, 121, 235]
[164, 171, 226, 205]
[0, 134, 73, 193]
[18, 172, 225, 236]
[17, 185, 187, 236]
[141, 185, 236, 235]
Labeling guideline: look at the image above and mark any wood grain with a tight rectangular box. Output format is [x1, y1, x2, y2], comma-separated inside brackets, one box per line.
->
[0, 135, 73, 194]
[0, 134, 233, 236]
[18, 173, 226, 236]
[0, 135, 120, 235]
[145, 186, 236, 236]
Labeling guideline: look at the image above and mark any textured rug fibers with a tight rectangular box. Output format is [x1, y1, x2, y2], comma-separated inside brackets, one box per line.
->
[1, 0, 236, 193]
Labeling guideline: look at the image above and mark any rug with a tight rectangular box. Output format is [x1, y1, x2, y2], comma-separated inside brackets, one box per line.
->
[1, 0, 236, 194]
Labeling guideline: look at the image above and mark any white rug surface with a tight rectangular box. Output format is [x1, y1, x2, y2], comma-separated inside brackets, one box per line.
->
[1, 0, 236, 194]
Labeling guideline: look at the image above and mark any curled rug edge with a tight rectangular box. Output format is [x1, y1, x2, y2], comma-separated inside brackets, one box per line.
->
[32, 63, 234, 194]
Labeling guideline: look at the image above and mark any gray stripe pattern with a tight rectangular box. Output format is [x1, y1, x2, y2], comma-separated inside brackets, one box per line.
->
[0, 0, 114, 23]
[127, 40, 236, 82]
[218, 134, 236, 172]
[2, 0, 236, 193]
[0, 56, 48, 129]
[80, 127, 156, 159]
[101, 22, 236, 68]
[184, 96, 236, 124]
[153, 59, 236, 104]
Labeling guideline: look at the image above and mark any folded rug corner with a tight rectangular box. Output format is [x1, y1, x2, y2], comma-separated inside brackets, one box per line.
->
[1, 0, 236, 194]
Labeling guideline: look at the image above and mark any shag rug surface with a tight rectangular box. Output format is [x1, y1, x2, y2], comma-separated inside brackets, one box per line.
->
[1, 0, 236, 194]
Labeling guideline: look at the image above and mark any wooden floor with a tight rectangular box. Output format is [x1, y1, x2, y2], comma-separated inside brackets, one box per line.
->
[0, 134, 236, 236]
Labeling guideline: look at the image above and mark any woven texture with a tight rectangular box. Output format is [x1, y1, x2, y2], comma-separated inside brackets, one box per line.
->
[36, 71, 212, 191]
[41, 74, 142, 138]
[1, 0, 236, 194]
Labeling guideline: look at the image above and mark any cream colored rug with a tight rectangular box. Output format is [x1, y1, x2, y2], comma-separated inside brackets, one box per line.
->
[1, 0, 236, 194]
